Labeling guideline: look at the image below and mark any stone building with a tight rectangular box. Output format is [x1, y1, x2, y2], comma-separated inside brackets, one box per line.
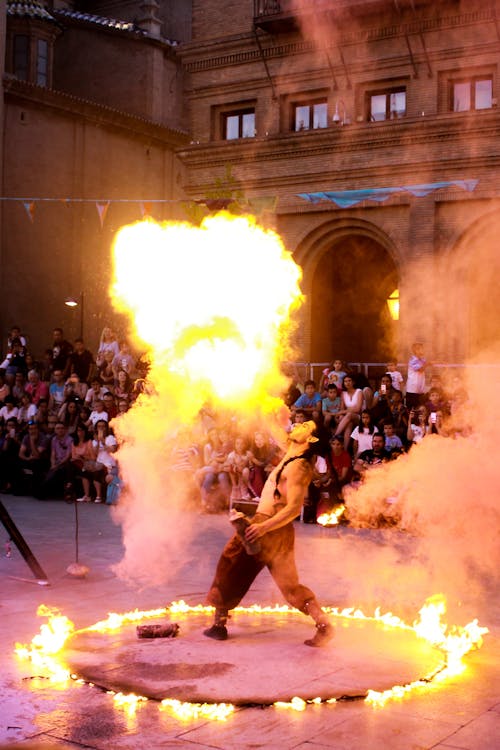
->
[2, 0, 500, 365]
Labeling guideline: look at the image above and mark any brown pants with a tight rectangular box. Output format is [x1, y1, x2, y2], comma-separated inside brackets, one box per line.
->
[206, 513, 316, 612]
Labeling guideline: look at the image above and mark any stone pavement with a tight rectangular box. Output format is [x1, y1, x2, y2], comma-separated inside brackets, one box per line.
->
[0, 495, 498, 749]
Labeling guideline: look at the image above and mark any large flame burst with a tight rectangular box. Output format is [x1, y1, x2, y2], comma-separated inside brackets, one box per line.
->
[15, 596, 488, 720]
[110, 213, 302, 411]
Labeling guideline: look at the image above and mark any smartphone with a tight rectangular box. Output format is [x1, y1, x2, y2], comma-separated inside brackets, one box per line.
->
[430, 412, 437, 423]
[380, 384, 386, 394]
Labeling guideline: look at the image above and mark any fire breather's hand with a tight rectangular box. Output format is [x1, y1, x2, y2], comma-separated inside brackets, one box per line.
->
[245, 523, 266, 543]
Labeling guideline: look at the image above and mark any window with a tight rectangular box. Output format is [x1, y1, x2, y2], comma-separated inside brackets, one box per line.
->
[293, 100, 328, 131]
[368, 88, 406, 121]
[37, 39, 48, 86]
[223, 109, 255, 140]
[13, 35, 29, 80]
[452, 77, 492, 112]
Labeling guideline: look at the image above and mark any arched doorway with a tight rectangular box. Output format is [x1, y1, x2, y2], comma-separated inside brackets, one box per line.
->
[310, 234, 399, 363]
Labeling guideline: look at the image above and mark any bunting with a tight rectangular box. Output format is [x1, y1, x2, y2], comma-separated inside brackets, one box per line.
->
[96, 201, 110, 228]
[23, 201, 35, 223]
[297, 180, 479, 208]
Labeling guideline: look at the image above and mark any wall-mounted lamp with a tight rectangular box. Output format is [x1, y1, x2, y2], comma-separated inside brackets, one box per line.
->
[386, 288, 400, 321]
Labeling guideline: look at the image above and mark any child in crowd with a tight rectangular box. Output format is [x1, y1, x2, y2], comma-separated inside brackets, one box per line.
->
[386, 360, 404, 392]
[350, 409, 378, 458]
[321, 384, 342, 432]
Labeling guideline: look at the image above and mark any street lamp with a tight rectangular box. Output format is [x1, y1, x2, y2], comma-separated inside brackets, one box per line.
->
[65, 292, 84, 339]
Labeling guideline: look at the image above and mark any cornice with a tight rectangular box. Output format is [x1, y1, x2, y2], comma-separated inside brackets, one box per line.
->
[181, 8, 497, 73]
[3, 76, 190, 147]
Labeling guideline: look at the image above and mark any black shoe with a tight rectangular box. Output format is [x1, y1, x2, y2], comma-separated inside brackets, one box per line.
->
[304, 621, 334, 647]
[203, 624, 228, 641]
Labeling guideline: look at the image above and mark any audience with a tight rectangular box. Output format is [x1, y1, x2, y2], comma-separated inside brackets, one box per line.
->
[0, 330, 474, 524]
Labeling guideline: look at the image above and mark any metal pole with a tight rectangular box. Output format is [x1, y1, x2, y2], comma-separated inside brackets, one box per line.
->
[0, 499, 49, 584]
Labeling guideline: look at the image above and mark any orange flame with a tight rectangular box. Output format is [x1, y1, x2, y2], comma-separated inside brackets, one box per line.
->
[317, 504, 346, 526]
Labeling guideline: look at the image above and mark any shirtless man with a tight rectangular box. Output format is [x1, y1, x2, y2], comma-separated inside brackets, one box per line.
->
[204, 420, 334, 647]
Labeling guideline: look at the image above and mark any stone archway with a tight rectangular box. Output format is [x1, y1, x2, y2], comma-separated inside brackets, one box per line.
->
[294, 221, 400, 364]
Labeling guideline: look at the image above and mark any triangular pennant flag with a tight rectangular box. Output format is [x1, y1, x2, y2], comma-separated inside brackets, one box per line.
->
[96, 201, 110, 228]
[23, 201, 35, 223]
[140, 202, 153, 218]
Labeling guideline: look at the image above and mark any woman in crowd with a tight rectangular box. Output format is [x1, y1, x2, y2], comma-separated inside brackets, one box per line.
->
[58, 397, 81, 436]
[96, 327, 120, 368]
[334, 374, 363, 451]
[197, 427, 232, 512]
[247, 430, 279, 497]
[69, 424, 105, 503]
[97, 349, 116, 390]
[407, 406, 430, 446]
[92, 420, 118, 495]
[113, 369, 133, 402]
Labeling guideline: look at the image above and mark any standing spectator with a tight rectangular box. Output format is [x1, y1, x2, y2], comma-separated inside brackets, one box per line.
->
[319, 359, 347, 393]
[406, 342, 431, 409]
[6, 325, 27, 354]
[96, 326, 120, 368]
[25, 370, 49, 406]
[67, 338, 94, 384]
[51, 328, 73, 375]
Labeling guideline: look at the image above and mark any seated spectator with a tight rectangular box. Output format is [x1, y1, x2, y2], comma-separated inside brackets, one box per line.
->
[386, 360, 404, 392]
[0, 395, 19, 425]
[78, 405, 92, 430]
[292, 379, 322, 417]
[112, 341, 136, 379]
[58, 397, 81, 436]
[247, 430, 280, 497]
[85, 376, 108, 410]
[97, 349, 115, 389]
[89, 399, 109, 429]
[48, 369, 66, 415]
[96, 326, 120, 368]
[329, 435, 353, 488]
[353, 433, 392, 475]
[92, 420, 118, 501]
[67, 338, 94, 384]
[16, 421, 50, 497]
[11, 371, 27, 403]
[167, 428, 201, 508]
[34, 398, 50, 433]
[335, 374, 363, 450]
[407, 406, 430, 446]
[25, 369, 49, 406]
[113, 369, 133, 402]
[197, 427, 232, 512]
[0, 417, 21, 492]
[382, 419, 404, 457]
[0, 372, 11, 405]
[425, 387, 449, 418]
[38, 421, 73, 499]
[227, 435, 252, 501]
[389, 390, 409, 446]
[370, 374, 396, 429]
[305, 452, 339, 523]
[350, 409, 379, 459]
[63, 373, 88, 402]
[353, 371, 374, 411]
[68, 424, 106, 503]
[17, 392, 38, 428]
[322, 384, 342, 433]
[116, 398, 130, 416]
[103, 391, 118, 420]
[319, 359, 347, 394]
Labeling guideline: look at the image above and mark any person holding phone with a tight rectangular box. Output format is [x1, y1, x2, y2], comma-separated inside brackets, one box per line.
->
[407, 406, 430, 446]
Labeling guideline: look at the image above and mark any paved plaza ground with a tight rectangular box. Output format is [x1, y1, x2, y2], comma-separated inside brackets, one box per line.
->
[0, 495, 498, 749]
